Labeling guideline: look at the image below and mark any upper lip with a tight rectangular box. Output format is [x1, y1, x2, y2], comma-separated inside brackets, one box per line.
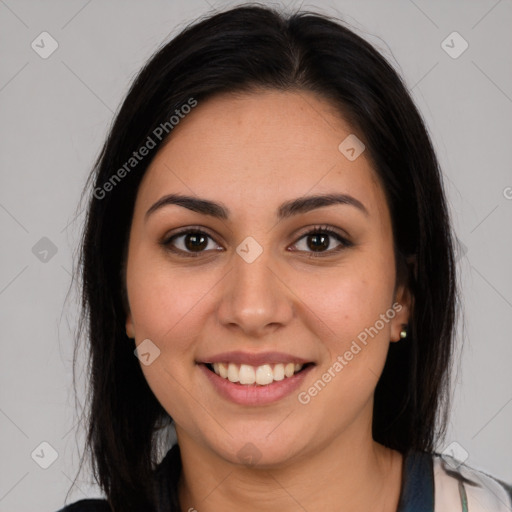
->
[198, 351, 313, 366]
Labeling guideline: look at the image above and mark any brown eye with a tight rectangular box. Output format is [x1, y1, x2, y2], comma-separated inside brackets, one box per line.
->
[183, 232, 209, 251]
[290, 226, 352, 257]
[305, 233, 331, 252]
[162, 229, 221, 256]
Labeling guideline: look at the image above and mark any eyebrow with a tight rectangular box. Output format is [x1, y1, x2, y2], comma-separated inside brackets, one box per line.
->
[145, 192, 369, 222]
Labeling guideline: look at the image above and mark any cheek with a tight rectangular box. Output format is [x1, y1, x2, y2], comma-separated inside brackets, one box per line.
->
[123, 238, 192, 420]
[126, 259, 214, 422]
[126, 253, 216, 351]
[296, 271, 395, 409]
[295, 264, 395, 343]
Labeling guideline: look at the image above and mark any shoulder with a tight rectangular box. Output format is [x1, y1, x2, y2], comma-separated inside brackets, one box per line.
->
[55, 498, 111, 512]
[432, 452, 512, 511]
[55, 445, 182, 512]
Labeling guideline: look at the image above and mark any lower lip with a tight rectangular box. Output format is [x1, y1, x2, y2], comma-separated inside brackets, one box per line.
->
[198, 363, 314, 406]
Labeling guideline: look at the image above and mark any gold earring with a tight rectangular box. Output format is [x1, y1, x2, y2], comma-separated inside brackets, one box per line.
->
[400, 327, 408, 339]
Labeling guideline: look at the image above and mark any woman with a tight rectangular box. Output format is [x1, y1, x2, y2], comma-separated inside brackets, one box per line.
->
[58, 4, 512, 511]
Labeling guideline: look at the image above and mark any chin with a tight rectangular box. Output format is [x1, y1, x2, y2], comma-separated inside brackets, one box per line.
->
[206, 429, 306, 469]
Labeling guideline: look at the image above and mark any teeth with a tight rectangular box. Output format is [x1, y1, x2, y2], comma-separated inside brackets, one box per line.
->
[218, 362, 228, 378]
[273, 363, 285, 381]
[227, 363, 239, 383]
[255, 364, 273, 385]
[210, 361, 305, 385]
[239, 364, 256, 385]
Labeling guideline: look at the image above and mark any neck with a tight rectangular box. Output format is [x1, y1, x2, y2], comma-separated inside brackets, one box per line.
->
[176, 426, 403, 512]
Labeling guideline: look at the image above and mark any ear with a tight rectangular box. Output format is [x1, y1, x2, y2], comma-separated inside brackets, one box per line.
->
[125, 313, 135, 339]
[390, 281, 413, 343]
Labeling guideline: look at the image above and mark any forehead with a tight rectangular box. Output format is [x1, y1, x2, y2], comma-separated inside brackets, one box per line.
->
[137, 90, 387, 219]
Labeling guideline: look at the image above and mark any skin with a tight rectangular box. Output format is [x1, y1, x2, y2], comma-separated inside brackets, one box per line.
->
[124, 90, 412, 512]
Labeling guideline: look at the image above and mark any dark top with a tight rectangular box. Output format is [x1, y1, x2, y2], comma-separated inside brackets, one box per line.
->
[56, 444, 512, 512]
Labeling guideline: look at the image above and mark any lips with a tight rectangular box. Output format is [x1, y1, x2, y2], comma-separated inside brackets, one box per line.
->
[199, 361, 315, 406]
[197, 351, 315, 405]
[199, 350, 312, 367]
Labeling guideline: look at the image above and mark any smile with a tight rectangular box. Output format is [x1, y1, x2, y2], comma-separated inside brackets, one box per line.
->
[207, 362, 307, 386]
[199, 360, 315, 405]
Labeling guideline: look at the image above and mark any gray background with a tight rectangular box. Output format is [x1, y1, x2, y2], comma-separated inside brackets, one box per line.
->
[0, 0, 511, 510]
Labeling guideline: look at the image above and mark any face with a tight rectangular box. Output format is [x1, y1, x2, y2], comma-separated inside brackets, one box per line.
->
[124, 90, 411, 467]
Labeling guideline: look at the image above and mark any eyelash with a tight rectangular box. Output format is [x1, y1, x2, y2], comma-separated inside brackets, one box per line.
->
[161, 225, 353, 259]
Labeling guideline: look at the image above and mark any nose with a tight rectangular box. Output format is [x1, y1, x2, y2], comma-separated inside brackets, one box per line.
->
[216, 244, 294, 338]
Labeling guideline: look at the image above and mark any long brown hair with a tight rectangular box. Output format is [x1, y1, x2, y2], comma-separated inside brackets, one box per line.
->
[72, 4, 458, 510]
